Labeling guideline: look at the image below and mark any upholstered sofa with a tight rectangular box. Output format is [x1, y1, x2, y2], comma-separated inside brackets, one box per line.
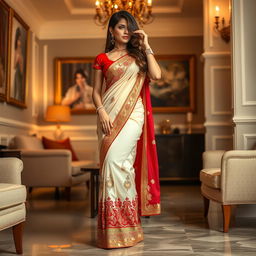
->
[10, 135, 96, 200]
[200, 150, 256, 232]
[0, 157, 27, 254]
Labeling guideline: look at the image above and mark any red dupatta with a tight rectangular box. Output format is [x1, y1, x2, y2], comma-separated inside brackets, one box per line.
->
[134, 75, 161, 216]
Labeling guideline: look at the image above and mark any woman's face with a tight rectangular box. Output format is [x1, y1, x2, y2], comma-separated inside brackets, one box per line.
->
[110, 18, 131, 44]
[75, 73, 85, 86]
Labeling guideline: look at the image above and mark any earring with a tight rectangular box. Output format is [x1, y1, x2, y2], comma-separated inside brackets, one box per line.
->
[110, 33, 115, 45]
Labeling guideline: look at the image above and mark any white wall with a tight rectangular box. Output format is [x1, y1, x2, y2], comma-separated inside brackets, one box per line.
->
[232, 0, 256, 150]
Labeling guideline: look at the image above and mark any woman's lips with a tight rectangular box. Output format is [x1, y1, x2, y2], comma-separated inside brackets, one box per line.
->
[122, 36, 129, 39]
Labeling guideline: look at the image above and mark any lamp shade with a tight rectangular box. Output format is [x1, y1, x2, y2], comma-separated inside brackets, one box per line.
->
[45, 105, 71, 122]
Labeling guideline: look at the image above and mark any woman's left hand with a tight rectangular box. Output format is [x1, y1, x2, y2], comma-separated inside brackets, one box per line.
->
[133, 30, 149, 48]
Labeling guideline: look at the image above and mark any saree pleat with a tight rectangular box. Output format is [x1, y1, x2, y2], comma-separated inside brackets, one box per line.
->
[96, 54, 160, 249]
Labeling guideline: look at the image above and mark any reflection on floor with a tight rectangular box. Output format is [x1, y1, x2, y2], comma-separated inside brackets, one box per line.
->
[0, 184, 256, 255]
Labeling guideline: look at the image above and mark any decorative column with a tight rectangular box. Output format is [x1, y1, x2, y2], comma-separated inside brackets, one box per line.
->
[232, 0, 256, 150]
[202, 0, 233, 151]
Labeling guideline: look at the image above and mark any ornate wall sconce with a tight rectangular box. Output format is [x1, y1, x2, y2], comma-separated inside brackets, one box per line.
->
[214, 5, 231, 43]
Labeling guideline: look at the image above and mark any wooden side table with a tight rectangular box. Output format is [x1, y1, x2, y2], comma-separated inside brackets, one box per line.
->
[81, 166, 100, 218]
[0, 150, 21, 159]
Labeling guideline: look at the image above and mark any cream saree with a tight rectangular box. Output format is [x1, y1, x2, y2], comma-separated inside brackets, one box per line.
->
[96, 54, 160, 249]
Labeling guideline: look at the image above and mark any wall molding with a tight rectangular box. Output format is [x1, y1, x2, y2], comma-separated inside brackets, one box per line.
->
[201, 52, 231, 59]
[210, 65, 232, 116]
[204, 121, 233, 127]
[212, 135, 233, 150]
[64, 0, 185, 15]
[240, 0, 256, 106]
[43, 44, 48, 120]
[37, 124, 97, 132]
[69, 136, 97, 142]
[243, 133, 256, 149]
[0, 116, 204, 134]
[0, 117, 37, 130]
[39, 17, 203, 40]
[233, 116, 256, 123]
[32, 32, 39, 118]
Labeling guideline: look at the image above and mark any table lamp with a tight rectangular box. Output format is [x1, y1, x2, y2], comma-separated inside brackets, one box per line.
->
[45, 105, 71, 140]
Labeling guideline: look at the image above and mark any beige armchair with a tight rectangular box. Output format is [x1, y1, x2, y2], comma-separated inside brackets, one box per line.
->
[200, 150, 256, 232]
[10, 135, 95, 200]
[0, 157, 27, 254]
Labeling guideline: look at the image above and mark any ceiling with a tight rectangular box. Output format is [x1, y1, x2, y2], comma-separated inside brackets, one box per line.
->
[28, 0, 203, 21]
[6, 0, 203, 39]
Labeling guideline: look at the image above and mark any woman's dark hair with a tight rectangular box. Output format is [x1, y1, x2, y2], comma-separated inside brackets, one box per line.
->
[105, 10, 147, 75]
[74, 69, 87, 80]
[15, 28, 21, 49]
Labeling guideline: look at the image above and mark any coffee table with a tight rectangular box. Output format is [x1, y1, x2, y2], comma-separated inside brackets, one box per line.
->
[81, 164, 100, 218]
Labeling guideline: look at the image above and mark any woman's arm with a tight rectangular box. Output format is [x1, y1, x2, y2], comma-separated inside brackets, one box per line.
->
[92, 69, 104, 109]
[144, 44, 161, 80]
[133, 30, 161, 80]
[92, 69, 113, 135]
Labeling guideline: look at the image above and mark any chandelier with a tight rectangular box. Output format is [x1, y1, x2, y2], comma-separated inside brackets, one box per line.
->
[94, 0, 154, 28]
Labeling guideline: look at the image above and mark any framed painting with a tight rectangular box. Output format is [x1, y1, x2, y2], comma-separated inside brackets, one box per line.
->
[150, 55, 196, 113]
[7, 9, 29, 108]
[0, 0, 10, 102]
[54, 57, 96, 114]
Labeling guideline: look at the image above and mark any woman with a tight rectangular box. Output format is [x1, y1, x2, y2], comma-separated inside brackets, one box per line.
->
[92, 10, 161, 249]
[61, 69, 94, 109]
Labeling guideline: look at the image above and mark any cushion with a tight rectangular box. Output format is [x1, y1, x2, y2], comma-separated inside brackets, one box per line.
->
[71, 160, 95, 176]
[200, 168, 221, 189]
[0, 184, 26, 210]
[13, 135, 44, 150]
[42, 136, 79, 161]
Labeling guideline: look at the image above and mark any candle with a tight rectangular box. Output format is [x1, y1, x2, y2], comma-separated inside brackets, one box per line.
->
[215, 6, 220, 17]
[147, 0, 152, 7]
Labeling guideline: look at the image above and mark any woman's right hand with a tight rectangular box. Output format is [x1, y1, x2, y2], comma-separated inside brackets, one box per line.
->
[98, 108, 113, 135]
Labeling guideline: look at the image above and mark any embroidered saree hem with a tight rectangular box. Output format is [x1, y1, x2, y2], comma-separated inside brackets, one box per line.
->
[97, 226, 143, 249]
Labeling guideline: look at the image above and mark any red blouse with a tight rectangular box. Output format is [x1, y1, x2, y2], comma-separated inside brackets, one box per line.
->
[93, 53, 129, 77]
[93, 52, 144, 97]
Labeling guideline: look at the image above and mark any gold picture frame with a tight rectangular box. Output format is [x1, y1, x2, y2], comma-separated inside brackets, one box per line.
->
[150, 55, 196, 113]
[54, 57, 96, 115]
[7, 8, 29, 108]
[0, 0, 11, 102]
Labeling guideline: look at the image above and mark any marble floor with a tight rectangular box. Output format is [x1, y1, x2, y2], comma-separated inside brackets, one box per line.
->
[0, 184, 256, 255]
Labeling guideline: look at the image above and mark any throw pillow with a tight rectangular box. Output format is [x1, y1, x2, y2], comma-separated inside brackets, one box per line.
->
[42, 136, 79, 161]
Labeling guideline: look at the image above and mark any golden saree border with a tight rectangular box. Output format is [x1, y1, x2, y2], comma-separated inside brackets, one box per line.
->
[140, 84, 161, 216]
[104, 55, 134, 91]
[99, 71, 145, 170]
[97, 226, 143, 249]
